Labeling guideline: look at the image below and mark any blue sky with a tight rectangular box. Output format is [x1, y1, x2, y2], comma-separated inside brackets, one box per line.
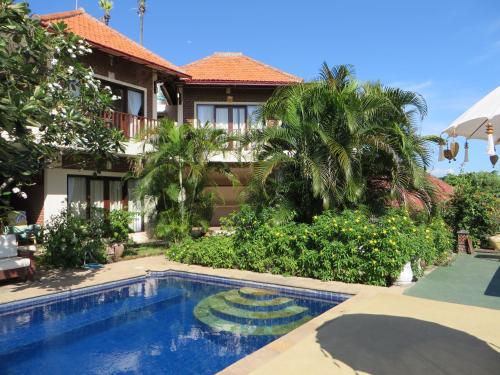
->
[26, 0, 499, 176]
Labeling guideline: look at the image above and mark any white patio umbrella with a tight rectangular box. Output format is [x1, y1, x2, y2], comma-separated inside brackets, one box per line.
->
[442, 87, 500, 165]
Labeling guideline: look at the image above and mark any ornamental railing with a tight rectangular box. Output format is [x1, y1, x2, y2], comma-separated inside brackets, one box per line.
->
[103, 111, 158, 138]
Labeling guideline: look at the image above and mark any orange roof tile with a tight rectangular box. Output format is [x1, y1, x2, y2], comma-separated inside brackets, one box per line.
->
[38, 9, 188, 78]
[183, 52, 302, 86]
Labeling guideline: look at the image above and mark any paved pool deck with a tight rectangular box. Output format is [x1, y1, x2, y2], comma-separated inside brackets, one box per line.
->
[405, 252, 500, 310]
[1, 256, 499, 374]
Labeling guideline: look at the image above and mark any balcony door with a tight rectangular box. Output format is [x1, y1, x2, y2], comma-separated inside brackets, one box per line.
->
[101, 79, 145, 137]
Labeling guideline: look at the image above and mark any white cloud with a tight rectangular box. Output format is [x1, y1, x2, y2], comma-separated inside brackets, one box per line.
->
[186, 40, 193, 44]
[388, 80, 433, 93]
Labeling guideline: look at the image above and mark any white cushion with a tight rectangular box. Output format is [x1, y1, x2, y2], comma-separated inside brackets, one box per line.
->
[0, 256, 30, 271]
[0, 234, 18, 259]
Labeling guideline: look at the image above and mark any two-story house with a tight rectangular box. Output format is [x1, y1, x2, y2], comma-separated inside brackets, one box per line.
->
[19, 9, 187, 239]
[19, 9, 301, 235]
[179, 52, 302, 223]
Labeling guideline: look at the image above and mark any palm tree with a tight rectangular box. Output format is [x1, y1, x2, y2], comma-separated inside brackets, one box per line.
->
[138, 0, 146, 45]
[133, 120, 237, 240]
[98, 0, 113, 25]
[245, 63, 436, 220]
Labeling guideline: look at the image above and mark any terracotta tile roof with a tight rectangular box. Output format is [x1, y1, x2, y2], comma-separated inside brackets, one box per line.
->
[38, 9, 188, 78]
[377, 175, 454, 211]
[183, 52, 302, 86]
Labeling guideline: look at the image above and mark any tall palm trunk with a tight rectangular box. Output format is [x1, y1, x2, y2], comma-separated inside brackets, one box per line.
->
[138, 0, 146, 45]
[98, 0, 113, 25]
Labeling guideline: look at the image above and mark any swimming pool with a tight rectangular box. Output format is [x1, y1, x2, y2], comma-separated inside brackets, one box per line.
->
[0, 271, 350, 374]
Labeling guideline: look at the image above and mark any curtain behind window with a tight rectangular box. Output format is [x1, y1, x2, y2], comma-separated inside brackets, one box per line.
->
[90, 180, 104, 210]
[109, 180, 123, 211]
[215, 107, 229, 131]
[128, 90, 143, 137]
[128, 180, 143, 232]
[197, 105, 214, 127]
[68, 176, 87, 218]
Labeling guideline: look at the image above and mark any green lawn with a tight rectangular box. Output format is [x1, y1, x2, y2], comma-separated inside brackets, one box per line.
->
[122, 243, 167, 260]
[405, 252, 500, 310]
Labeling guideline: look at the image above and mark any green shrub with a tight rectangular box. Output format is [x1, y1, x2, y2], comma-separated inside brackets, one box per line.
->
[44, 211, 106, 268]
[167, 235, 236, 269]
[105, 209, 133, 243]
[154, 210, 191, 244]
[443, 172, 499, 248]
[169, 207, 454, 286]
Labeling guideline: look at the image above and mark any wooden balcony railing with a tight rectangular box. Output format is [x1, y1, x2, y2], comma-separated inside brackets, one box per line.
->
[103, 111, 158, 138]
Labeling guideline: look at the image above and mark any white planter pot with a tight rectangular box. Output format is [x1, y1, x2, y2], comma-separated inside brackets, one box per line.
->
[395, 261, 414, 286]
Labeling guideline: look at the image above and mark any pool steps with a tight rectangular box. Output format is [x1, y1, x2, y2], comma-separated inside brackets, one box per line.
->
[194, 287, 312, 336]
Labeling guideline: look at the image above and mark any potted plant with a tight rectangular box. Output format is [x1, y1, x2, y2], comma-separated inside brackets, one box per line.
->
[105, 210, 133, 262]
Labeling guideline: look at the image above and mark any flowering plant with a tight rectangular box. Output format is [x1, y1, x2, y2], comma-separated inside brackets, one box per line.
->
[0, 0, 124, 223]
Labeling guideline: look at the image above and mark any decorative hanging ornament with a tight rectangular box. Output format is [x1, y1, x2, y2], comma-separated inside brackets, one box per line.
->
[486, 122, 496, 156]
[438, 140, 445, 161]
[449, 141, 459, 160]
[463, 140, 469, 163]
[443, 139, 460, 162]
[491, 154, 498, 167]
[443, 140, 453, 162]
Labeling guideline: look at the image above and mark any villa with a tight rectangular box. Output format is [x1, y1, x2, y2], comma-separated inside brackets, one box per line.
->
[1, 2, 499, 375]
[16, 9, 300, 235]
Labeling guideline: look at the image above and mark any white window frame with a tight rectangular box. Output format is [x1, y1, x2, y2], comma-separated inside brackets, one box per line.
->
[194, 101, 264, 128]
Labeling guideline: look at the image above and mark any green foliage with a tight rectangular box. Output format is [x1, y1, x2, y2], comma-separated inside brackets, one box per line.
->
[105, 209, 133, 243]
[44, 211, 106, 268]
[154, 210, 191, 244]
[243, 63, 439, 221]
[0, 0, 123, 223]
[443, 172, 500, 248]
[168, 235, 236, 269]
[133, 120, 236, 241]
[169, 207, 453, 286]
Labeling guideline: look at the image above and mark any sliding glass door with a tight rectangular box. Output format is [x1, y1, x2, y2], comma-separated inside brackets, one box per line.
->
[67, 176, 143, 232]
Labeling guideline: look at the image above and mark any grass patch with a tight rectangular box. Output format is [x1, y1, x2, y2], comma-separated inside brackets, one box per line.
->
[122, 242, 168, 260]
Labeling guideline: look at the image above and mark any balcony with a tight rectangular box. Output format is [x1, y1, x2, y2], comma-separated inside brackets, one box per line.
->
[104, 111, 158, 139]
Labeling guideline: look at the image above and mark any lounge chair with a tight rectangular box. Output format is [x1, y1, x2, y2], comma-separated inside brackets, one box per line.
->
[0, 234, 36, 281]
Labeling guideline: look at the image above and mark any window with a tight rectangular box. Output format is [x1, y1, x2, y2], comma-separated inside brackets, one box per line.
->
[66, 176, 143, 232]
[196, 104, 263, 132]
[100, 79, 145, 117]
[197, 105, 214, 126]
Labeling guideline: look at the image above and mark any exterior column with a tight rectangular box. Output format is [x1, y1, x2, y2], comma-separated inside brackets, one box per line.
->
[177, 86, 183, 125]
[152, 71, 158, 120]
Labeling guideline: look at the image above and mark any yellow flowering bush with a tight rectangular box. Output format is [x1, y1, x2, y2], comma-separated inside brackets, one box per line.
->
[167, 206, 453, 286]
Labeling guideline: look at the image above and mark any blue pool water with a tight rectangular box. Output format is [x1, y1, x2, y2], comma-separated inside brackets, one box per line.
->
[0, 272, 347, 374]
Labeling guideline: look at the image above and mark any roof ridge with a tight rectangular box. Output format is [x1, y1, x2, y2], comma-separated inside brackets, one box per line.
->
[182, 52, 220, 68]
[239, 54, 302, 82]
[38, 8, 84, 21]
[39, 9, 187, 76]
[182, 52, 302, 82]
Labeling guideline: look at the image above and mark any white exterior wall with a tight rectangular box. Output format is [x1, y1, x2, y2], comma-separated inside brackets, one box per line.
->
[43, 167, 125, 225]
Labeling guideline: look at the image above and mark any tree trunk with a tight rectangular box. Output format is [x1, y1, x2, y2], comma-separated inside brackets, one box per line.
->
[140, 15, 144, 45]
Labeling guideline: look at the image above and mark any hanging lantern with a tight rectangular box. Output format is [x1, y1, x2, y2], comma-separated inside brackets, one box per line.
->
[490, 147, 498, 168]
[463, 140, 469, 163]
[486, 122, 496, 156]
[438, 139, 445, 161]
[443, 140, 452, 162]
[449, 140, 459, 160]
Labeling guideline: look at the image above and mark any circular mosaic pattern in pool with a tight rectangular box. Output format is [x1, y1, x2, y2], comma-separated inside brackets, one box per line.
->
[193, 287, 311, 336]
